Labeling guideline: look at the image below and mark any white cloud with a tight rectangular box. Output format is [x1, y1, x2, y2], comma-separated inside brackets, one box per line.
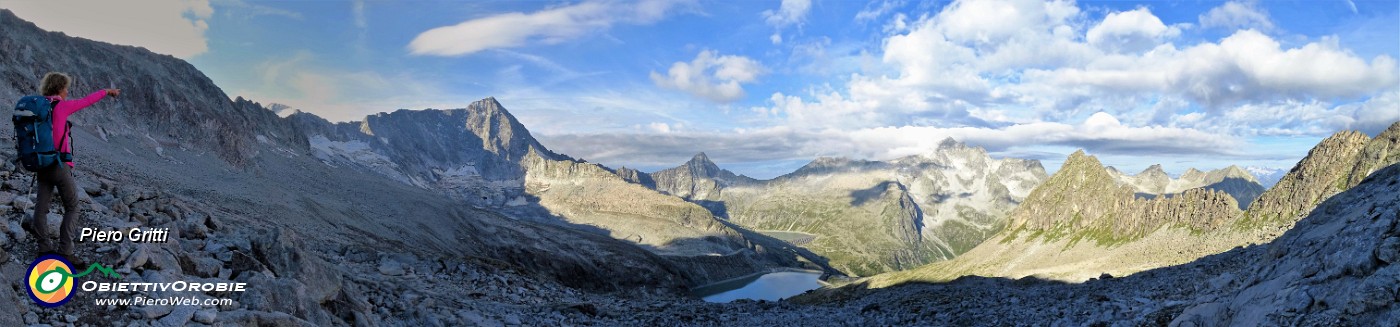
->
[758, 0, 1397, 139]
[1086, 8, 1180, 53]
[1032, 30, 1398, 108]
[644, 122, 678, 133]
[1199, 1, 1274, 31]
[763, 0, 812, 44]
[855, 0, 905, 23]
[651, 50, 767, 103]
[211, 0, 301, 19]
[2, 0, 214, 58]
[764, 0, 812, 27]
[408, 0, 694, 56]
[932, 0, 1079, 46]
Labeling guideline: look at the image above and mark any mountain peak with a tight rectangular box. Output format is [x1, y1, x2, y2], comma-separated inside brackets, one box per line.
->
[474, 96, 504, 108]
[936, 137, 964, 149]
[1140, 164, 1167, 177]
[1220, 165, 1252, 178]
[1181, 168, 1205, 180]
[690, 152, 712, 164]
[1063, 150, 1100, 168]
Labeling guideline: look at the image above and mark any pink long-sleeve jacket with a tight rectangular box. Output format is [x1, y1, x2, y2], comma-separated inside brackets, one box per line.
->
[45, 90, 108, 167]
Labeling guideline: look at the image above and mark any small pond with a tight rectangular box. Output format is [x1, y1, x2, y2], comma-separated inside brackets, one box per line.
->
[693, 271, 824, 303]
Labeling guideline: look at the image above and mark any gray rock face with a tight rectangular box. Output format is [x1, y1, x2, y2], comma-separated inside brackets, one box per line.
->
[1169, 162, 1400, 325]
[287, 97, 564, 207]
[649, 152, 758, 202]
[1246, 124, 1400, 227]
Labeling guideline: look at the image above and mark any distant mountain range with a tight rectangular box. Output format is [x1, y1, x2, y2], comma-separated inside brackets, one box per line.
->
[628, 139, 1047, 276]
[867, 121, 1400, 284]
[1245, 165, 1288, 187]
[1106, 164, 1265, 210]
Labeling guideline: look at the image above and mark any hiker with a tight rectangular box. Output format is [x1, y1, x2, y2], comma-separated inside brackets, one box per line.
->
[30, 72, 119, 258]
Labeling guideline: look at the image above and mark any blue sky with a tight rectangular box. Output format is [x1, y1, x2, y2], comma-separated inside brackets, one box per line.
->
[5, 0, 1398, 179]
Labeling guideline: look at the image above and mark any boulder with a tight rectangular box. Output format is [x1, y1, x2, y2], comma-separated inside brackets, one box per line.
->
[6, 221, 25, 241]
[0, 274, 26, 326]
[178, 252, 223, 278]
[147, 247, 183, 274]
[1376, 237, 1399, 264]
[11, 196, 33, 212]
[43, 213, 61, 236]
[236, 272, 338, 326]
[228, 250, 268, 278]
[192, 308, 217, 324]
[216, 309, 317, 326]
[251, 229, 344, 303]
[125, 244, 150, 269]
[156, 306, 196, 327]
[377, 259, 407, 276]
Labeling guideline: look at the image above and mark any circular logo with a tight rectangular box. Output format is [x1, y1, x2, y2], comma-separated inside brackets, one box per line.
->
[27, 254, 75, 307]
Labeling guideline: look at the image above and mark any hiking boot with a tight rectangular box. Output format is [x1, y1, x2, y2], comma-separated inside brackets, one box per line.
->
[67, 256, 90, 274]
[36, 241, 56, 255]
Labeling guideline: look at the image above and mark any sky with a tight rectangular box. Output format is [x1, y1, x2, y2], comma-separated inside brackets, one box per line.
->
[4, 0, 1398, 179]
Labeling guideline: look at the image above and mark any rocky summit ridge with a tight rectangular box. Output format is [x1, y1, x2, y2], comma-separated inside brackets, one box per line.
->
[1008, 150, 1243, 242]
[1106, 163, 1265, 210]
[1245, 124, 1400, 229]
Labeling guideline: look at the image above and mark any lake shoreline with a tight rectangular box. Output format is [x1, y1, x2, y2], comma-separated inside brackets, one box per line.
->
[692, 269, 829, 302]
[691, 267, 827, 291]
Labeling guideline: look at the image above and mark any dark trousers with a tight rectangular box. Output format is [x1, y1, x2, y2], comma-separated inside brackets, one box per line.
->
[33, 163, 80, 256]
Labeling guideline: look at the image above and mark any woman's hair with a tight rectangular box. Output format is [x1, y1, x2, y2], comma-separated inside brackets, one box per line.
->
[40, 72, 70, 97]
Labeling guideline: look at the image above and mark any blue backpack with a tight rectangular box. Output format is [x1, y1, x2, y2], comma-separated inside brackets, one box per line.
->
[12, 95, 71, 172]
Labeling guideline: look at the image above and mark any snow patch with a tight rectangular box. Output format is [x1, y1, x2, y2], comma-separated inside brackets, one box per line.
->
[1246, 166, 1287, 187]
[308, 135, 412, 184]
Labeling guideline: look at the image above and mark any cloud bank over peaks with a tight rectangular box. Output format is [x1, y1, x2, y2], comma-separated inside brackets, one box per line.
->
[757, 0, 1397, 138]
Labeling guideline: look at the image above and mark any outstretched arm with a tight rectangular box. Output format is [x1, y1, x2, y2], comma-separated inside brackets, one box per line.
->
[57, 89, 117, 115]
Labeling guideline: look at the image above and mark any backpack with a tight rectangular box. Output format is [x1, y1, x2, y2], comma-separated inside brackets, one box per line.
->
[12, 95, 71, 172]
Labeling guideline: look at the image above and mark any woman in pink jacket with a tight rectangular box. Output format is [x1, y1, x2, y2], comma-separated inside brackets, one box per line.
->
[32, 72, 119, 259]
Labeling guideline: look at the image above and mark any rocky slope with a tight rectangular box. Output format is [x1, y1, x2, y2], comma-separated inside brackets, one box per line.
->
[626, 139, 1048, 276]
[1008, 151, 1242, 240]
[1244, 124, 1400, 229]
[286, 98, 565, 206]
